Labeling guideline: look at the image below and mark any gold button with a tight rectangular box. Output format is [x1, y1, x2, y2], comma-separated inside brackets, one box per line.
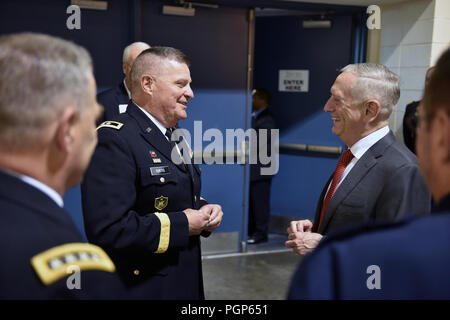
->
[160, 177, 165, 183]
[133, 269, 140, 276]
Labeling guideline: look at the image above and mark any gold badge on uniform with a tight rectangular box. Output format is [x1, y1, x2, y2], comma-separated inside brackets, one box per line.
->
[154, 196, 168, 210]
[152, 158, 162, 163]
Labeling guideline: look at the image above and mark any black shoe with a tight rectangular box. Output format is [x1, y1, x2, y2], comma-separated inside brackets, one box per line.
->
[248, 235, 268, 244]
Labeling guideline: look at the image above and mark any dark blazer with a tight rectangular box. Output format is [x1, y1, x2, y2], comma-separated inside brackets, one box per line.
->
[402, 100, 420, 153]
[312, 131, 430, 235]
[81, 102, 208, 299]
[0, 170, 122, 299]
[250, 107, 277, 182]
[96, 82, 130, 125]
[288, 194, 450, 299]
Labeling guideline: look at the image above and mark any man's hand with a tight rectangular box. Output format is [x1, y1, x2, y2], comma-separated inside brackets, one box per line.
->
[285, 231, 323, 257]
[287, 219, 313, 234]
[183, 208, 210, 235]
[200, 204, 223, 232]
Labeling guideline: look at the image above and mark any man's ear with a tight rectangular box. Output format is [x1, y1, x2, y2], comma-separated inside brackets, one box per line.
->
[364, 99, 381, 122]
[55, 107, 78, 153]
[122, 62, 128, 76]
[141, 75, 154, 96]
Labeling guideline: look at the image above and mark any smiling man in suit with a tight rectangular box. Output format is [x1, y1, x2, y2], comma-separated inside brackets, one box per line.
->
[285, 63, 430, 257]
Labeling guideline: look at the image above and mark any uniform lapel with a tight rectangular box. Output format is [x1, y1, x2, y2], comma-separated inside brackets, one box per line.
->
[126, 102, 187, 172]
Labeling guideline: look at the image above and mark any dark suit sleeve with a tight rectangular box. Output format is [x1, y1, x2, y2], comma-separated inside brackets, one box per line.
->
[288, 245, 336, 299]
[81, 128, 189, 253]
[375, 164, 431, 221]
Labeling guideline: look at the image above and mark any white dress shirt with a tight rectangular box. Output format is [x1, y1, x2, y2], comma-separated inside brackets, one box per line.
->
[325, 125, 390, 196]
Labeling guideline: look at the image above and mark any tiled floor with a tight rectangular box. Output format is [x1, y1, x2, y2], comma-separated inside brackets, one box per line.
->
[202, 234, 302, 300]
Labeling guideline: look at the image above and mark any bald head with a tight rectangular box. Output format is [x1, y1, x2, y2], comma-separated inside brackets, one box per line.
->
[122, 42, 150, 90]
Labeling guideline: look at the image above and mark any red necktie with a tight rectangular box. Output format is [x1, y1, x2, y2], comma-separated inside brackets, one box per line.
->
[317, 149, 354, 231]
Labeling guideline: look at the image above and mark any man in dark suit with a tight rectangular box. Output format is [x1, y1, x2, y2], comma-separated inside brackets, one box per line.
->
[96, 42, 150, 124]
[248, 88, 277, 244]
[285, 63, 430, 257]
[81, 47, 223, 299]
[288, 47, 450, 299]
[0, 33, 123, 299]
[402, 66, 435, 153]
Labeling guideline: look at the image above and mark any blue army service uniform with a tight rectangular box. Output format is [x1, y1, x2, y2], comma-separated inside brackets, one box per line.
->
[96, 81, 130, 125]
[288, 194, 450, 299]
[0, 170, 123, 299]
[81, 102, 209, 299]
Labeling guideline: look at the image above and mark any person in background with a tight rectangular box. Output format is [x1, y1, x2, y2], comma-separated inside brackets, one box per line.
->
[248, 88, 277, 244]
[402, 66, 435, 153]
[96, 41, 150, 124]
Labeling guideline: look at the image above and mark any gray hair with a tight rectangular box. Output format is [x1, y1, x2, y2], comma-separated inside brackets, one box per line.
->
[122, 41, 151, 64]
[0, 32, 93, 149]
[341, 63, 400, 120]
[130, 46, 190, 94]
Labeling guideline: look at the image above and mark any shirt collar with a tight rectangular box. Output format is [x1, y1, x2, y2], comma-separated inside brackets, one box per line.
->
[1, 168, 64, 207]
[133, 102, 167, 136]
[349, 126, 390, 160]
[123, 78, 131, 99]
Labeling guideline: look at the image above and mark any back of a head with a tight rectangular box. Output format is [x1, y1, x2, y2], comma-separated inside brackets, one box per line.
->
[0, 32, 93, 150]
[422, 47, 450, 126]
[341, 63, 400, 121]
[254, 88, 271, 105]
[130, 46, 189, 94]
[122, 41, 151, 64]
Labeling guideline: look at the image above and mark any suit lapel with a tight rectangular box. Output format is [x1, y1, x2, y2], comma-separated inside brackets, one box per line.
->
[126, 102, 187, 172]
[317, 131, 396, 234]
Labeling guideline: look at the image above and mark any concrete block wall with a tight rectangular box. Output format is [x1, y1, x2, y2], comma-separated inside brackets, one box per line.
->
[368, 0, 450, 142]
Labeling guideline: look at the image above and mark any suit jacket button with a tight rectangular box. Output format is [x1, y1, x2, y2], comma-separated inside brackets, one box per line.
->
[133, 269, 140, 276]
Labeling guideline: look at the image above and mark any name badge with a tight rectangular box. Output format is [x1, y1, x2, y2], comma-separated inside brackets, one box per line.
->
[150, 166, 170, 176]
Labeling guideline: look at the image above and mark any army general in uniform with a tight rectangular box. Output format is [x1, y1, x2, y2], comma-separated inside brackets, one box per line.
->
[81, 47, 223, 299]
[0, 33, 123, 299]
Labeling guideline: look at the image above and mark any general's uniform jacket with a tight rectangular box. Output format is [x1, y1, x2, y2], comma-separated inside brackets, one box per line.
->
[81, 102, 208, 299]
[0, 171, 122, 299]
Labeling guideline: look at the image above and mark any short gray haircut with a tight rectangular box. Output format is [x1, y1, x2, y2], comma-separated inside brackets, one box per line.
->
[341, 63, 400, 120]
[130, 46, 190, 94]
[122, 41, 151, 64]
[0, 32, 93, 149]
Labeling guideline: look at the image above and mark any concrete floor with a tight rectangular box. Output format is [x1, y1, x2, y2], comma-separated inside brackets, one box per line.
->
[202, 234, 302, 300]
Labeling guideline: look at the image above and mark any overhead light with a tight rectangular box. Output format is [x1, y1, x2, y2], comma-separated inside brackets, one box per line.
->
[302, 20, 332, 29]
[71, 0, 108, 10]
[163, 5, 195, 17]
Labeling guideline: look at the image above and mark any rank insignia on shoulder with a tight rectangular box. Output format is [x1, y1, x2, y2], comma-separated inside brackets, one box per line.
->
[30, 243, 116, 285]
[155, 195, 168, 210]
[96, 121, 124, 131]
